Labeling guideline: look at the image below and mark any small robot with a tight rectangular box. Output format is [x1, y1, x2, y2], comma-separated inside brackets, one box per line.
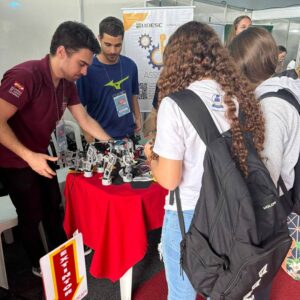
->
[78, 139, 140, 185]
[65, 138, 150, 186]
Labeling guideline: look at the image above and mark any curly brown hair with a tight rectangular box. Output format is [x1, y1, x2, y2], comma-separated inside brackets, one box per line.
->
[154, 21, 264, 177]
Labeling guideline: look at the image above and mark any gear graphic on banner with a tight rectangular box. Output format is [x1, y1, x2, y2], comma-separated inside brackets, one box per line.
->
[138, 34, 152, 49]
[147, 45, 163, 70]
[146, 34, 166, 70]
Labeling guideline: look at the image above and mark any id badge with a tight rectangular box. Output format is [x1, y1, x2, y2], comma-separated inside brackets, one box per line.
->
[113, 91, 131, 117]
[55, 120, 68, 153]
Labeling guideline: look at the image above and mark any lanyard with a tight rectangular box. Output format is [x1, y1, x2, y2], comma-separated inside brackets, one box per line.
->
[54, 79, 64, 123]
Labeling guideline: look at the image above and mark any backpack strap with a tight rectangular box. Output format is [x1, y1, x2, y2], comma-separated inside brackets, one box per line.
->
[170, 89, 221, 144]
[168, 89, 220, 238]
[259, 89, 300, 113]
[260, 89, 300, 213]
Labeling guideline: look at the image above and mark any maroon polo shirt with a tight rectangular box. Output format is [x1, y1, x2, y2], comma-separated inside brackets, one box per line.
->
[0, 55, 80, 168]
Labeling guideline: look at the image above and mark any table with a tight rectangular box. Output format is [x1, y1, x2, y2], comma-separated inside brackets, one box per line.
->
[63, 172, 167, 299]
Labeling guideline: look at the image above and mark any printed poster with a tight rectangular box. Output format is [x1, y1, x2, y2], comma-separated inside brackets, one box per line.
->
[122, 7, 194, 112]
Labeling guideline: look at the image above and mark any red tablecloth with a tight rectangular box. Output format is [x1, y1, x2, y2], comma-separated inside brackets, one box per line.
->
[63, 172, 167, 282]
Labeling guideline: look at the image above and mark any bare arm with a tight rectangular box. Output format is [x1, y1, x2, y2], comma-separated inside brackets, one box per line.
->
[68, 103, 111, 141]
[144, 142, 182, 190]
[0, 98, 57, 178]
[82, 129, 96, 144]
[132, 95, 141, 132]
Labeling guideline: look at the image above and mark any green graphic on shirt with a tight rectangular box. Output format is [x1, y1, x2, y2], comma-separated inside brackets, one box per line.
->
[104, 76, 129, 90]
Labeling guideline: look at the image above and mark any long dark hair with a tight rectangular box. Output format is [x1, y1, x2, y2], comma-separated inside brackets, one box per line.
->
[154, 21, 264, 176]
[228, 27, 278, 85]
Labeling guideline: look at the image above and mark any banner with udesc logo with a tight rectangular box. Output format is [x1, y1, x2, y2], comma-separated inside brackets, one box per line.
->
[122, 6, 194, 112]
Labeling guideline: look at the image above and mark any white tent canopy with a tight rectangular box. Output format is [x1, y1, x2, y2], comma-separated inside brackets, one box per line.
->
[0, 0, 299, 79]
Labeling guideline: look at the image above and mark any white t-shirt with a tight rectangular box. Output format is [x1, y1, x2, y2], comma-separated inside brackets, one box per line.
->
[153, 80, 238, 211]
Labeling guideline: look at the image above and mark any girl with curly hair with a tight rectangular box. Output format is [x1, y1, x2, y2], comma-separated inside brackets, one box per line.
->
[144, 21, 264, 299]
[228, 26, 300, 300]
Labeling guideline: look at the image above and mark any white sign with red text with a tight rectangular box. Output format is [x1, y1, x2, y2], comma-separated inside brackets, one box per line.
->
[40, 233, 88, 300]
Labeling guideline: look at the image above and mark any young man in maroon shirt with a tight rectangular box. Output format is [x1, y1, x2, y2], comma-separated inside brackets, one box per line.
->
[0, 21, 111, 276]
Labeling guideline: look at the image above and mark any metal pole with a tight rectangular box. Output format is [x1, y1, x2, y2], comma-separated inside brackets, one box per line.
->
[223, 3, 227, 21]
[79, 0, 84, 23]
[285, 19, 291, 48]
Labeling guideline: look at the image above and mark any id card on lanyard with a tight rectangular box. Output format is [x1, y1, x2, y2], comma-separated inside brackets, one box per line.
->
[113, 91, 131, 117]
[55, 120, 68, 153]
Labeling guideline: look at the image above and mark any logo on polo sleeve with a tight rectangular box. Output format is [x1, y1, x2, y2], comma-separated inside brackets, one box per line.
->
[8, 81, 24, 98]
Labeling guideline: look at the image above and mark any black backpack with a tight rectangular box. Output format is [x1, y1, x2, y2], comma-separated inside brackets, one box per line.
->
[169, 89, 291, 300]
[260, 88, 300, 215]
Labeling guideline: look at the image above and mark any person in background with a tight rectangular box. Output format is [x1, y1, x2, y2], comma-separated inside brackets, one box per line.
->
[144, 21, 264, 300]
[287, 59, 296, 70]
[228, 27, 300, 300]
[77, 16, 141, 142]
[277, 65, 300, 79]
[0, 21, 111, 277]
[275, 45, 287, 73]
[226, 15, 252, 46]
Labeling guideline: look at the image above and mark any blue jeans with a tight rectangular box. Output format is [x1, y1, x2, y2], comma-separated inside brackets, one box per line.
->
[161, 209, 197, 300]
